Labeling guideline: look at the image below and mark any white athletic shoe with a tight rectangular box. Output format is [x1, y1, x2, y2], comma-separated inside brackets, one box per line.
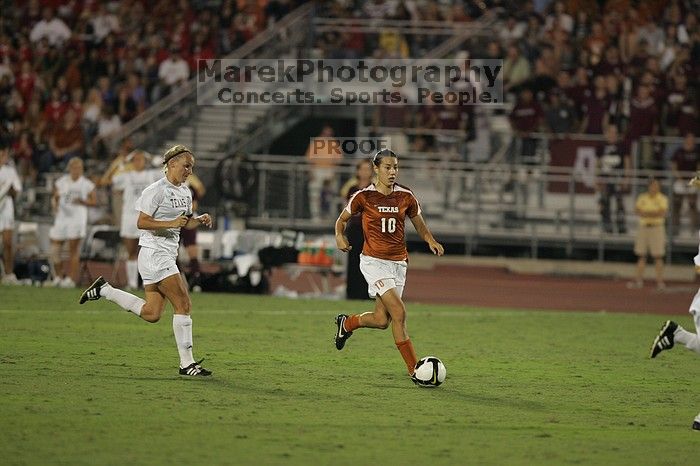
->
[2, 273, 21, 285]
[60, 277, 76, 288]
[50, 276, 63, 287]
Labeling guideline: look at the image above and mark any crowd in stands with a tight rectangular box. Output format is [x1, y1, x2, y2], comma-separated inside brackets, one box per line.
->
[319, 0, 698, 167]
[0, 0, 698, 195]
[0, 0, 304, 187]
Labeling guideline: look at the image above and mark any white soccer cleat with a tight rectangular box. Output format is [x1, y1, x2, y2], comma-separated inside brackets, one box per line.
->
[1, 273, 21, 285]
[60, 277, 76, 288]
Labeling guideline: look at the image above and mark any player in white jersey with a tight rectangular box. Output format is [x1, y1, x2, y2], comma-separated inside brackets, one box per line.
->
[79, 145, 214, 377]
[112, 150, 161, 289]
[49, 157, 96, 288]
[649, 173, 700, 431]
[0, 146, 22, 284]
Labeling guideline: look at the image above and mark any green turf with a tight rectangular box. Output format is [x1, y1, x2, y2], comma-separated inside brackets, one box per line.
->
[1, 284, 699, 465]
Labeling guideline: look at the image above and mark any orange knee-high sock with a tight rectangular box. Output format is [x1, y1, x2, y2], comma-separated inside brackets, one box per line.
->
[343, 314, 361, 332]
[396, 338, 418, 375]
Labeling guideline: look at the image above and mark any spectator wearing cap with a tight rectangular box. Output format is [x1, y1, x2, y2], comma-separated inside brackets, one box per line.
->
[630, 178, 668, 290]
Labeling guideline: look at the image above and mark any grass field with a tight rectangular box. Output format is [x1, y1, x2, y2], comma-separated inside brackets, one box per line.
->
[2, 284, 699, 465]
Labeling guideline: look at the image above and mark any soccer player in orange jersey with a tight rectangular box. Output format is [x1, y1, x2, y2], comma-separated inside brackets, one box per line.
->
[334, 149, 444, 382]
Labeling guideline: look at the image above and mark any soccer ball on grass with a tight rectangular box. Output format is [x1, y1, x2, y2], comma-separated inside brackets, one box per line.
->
[412, 356, 446, 387]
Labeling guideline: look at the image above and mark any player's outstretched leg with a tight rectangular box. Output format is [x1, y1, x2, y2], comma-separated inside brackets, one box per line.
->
[79, 275, 145, 316]
[650, 320, 678, 358]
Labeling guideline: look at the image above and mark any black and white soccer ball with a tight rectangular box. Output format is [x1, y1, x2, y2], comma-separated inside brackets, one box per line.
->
[413, 356, 446, 387]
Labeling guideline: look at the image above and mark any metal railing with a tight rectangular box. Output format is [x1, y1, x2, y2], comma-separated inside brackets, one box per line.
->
[192, 150, 697, 260]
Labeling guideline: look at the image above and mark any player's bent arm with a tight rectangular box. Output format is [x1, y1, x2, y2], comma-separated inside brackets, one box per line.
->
[74, 189, 97, 207]
[335, 209, 352, 252]
[185, 213, 213, 229]
[410, 214, 444, 256]
[137, 211, 188, 230]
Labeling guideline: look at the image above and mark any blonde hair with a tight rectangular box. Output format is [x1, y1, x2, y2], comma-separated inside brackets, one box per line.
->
[163, 144, 192, 165]
[67, 157, 83, 170]
[162, 144, 193, 173]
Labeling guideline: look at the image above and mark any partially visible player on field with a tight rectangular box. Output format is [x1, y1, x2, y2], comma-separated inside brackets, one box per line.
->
[180, 172, 206, 290]
[650, 172, 700, 431]
[334, 149, 444, 382]
[0, 145, 22, 284]
[49, 157, 97, 288]
[111, 150, 161, 289]
[79, 145, 214, 377]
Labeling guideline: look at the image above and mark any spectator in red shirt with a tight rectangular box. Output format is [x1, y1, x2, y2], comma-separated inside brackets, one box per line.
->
[38, 108, 83, 173]
[42, 87, 67, 136]
[15, 61, 38, 105]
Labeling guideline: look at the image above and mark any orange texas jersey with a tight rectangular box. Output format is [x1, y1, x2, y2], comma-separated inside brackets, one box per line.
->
[344, 183, 421, 261]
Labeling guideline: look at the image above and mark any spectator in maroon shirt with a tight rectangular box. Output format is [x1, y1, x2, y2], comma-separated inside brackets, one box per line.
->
[42, 108, 84, 172]
[626, 84, 660, 169]
[595, 46, 625, 77]
[42, 87, 67, 137]
[580, 75, 609, 134]
[671, 132, 700, 234]
[662, 73, 690, 136]
[509, 88, 543, 163]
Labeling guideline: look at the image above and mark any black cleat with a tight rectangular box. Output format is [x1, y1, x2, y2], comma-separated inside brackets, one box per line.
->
[693, 421, 700, 431]
[650, 320, 678, 358]
[179, 359, 212, 377]
[335, 314, 353, 350]
[79, 276, 106, 304]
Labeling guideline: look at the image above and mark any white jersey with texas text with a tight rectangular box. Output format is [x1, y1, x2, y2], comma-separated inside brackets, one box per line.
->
[135, 177, 192, 256]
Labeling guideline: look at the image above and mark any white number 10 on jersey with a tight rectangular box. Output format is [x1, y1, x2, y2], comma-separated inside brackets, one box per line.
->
[381, 217, 396, 233]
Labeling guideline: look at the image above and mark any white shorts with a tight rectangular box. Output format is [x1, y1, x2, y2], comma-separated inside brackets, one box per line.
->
[120, 211, 140, 239]
[689, 289, 700, 322]
[0, 207, 13, 231]
[359, 253, 407, 298]
[138, 247, 179, 285]
[49, 220, 86, 240]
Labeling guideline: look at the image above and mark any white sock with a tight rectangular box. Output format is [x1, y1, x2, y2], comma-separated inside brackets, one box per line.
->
[126, 260, 138, 289]
[173, 314, 195, 368]
[674, 327, 700, 355]
[101, 283, 144, 316]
